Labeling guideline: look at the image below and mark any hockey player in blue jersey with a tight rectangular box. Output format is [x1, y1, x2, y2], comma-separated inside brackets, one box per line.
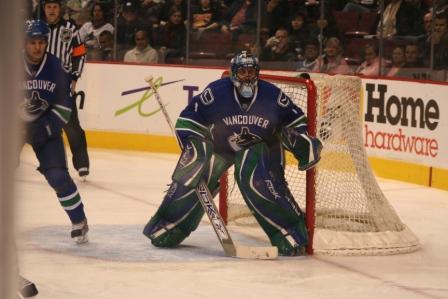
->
[20, 20, 88, 244]
[143, 51, 322, 255]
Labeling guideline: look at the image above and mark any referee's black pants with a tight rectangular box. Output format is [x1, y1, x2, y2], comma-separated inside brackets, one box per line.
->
[64, 97, 89, 172]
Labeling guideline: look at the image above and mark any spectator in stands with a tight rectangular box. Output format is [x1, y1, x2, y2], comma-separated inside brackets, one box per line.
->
[288, 12, 316, 57]
[190, 0, 222, 40]
[403, 43, 424, 67]
[265, 0, 288, 35]
[260, 28, 296, 61]
[313, 37, 353, 75]
[423, 11, 433, 40]
[158, 8, 187, 62]
[343, 0, 379, 13]
[124, 29, 159, 63]
[431, 10, 448, 69]
[79, 3, 114, 52]
[386, 45, 406, 76]
[354, 43, 386, 76]
[140, 0, 164, 27]
[65, 0, 83, 26]
[220, 0, 268, 41]
[117, 1, 150, 52]
[394, 42, 425, 77]
[296, 38, 319, 71]
[97, 30, 114, 61]
[314, 7, 341, 41]
[160, 0, 187, 23]
[376, 0, 424, 38]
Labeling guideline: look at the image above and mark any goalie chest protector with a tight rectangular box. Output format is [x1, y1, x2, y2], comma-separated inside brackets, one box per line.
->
[185, 77, 305, 157]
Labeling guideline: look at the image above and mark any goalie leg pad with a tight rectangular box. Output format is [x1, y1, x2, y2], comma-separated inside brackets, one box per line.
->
[234, 142, 308, 255]
[143, 181, 204, 247]
[172, 137, 213, 188]
[143, 154, 231, 247]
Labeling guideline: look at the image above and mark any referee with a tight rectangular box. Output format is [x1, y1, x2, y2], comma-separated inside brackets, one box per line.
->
[42, 0, 90, 179]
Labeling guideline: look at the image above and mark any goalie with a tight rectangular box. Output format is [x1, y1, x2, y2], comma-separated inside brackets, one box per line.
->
[143, 51, 322, 255]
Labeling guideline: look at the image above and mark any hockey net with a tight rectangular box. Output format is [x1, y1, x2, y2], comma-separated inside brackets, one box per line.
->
[219, 73, 420, 255]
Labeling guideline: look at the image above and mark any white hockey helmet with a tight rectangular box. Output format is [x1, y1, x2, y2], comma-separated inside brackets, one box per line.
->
[230, 51, 260, 98]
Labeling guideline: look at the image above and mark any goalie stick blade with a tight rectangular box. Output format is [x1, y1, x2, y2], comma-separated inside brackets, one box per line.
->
[234, 245, 278, 260]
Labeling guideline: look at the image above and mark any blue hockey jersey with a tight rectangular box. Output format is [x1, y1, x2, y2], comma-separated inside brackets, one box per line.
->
[176, 77, 307, 158]
[22, 52, 72, 133]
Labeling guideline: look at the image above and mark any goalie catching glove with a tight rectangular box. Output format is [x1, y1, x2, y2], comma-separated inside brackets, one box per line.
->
[282, 127, 323, 171]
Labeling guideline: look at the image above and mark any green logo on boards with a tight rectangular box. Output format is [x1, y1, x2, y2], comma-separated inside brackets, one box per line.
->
[115, 76, 165, 117]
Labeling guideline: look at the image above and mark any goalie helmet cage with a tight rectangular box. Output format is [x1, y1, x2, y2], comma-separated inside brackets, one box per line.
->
[218, 72, 420, 255]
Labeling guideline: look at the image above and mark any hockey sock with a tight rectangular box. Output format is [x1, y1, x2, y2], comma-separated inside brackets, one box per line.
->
[43, 168, 86, 224]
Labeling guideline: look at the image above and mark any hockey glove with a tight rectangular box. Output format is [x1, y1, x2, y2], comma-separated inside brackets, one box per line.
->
[282, 127, 323, 171]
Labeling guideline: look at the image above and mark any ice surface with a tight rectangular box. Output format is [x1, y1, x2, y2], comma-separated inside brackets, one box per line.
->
[15, 146, 448, 299]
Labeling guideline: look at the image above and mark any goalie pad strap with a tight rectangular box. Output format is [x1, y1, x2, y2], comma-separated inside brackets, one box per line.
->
[172, 137, 213, 188]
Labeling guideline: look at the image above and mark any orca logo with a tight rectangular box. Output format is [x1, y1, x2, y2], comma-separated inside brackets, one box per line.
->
[19, 91, 49, 122]
[200, 88, 214, 105]
[228, 127, 262, 151]
[277, 92, 290, 107]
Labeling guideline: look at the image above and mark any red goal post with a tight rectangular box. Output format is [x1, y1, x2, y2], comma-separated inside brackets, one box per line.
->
[218, 72, 420, 256]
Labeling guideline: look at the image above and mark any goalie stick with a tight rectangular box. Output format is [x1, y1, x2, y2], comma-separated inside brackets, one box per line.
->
[145, 76, 278, 259]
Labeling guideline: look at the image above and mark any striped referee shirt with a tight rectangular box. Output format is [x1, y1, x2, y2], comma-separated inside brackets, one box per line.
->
[46, 19, 86, 81]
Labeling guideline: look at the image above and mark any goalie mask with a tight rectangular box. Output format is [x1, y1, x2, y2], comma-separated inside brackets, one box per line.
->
[230, 51, 260, 98]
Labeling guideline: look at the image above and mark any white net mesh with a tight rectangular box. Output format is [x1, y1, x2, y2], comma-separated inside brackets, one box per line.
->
[221, 74, 420, 255]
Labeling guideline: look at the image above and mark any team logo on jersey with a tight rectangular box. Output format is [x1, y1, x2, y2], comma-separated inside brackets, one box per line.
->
[277, 92, 290, 107]
[200, 88, 214, 105]
[19, 91, 49, 122]
[228, 127, 262, 151]
[60, 28, 73, 43]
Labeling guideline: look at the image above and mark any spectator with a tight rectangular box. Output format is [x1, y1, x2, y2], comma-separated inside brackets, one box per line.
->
[79, 3, 114, 52]
[394, 43, 425, 77]
[116, 1, 150, 51]
[313, 37, 353, 75]
[313, 7, 341, 41]
[160, 0, 187, 23]
[431, 11, 448, 69]
[221, 0, 268, 41]
[343, 0, 379, 13]
[403, 43, 424, 67]
[260, 28, 296, 61]
[296, 38, 319, 71]
[124, 29, 159, 63]
[386, 45, 406, 76]
[141, 0, 164, 27]
[376, 0, 424, 38]
[288, 12, 316, 56]
[265, 0, 288, 35]
[158, 8, 187, 61]
[355, 43, 387, 76]
[190, 0, 221, 39]
[96, 30, 115, 61]
[65, 0, 83, 26]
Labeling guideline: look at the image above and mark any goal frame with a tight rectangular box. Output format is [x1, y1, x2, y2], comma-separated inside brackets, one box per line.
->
[217, 72, 420, 256]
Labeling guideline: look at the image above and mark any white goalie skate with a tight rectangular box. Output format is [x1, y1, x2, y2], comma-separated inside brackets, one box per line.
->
[71, 218, 89, 244]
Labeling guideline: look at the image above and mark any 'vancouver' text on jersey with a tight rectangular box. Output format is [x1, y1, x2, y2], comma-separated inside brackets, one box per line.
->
[176, 78, 306, 157]
[22, 52, 72, 126]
